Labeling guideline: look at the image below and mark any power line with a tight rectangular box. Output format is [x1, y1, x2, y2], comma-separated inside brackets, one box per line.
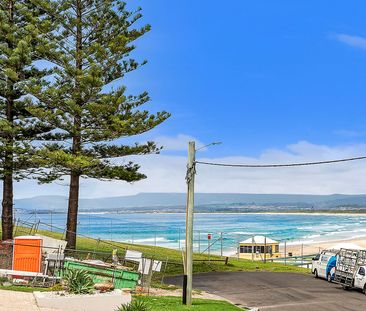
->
[195, 156, 366, 168]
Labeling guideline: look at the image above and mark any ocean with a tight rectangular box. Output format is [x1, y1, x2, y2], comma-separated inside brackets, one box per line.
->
[16, 212, 366, 255]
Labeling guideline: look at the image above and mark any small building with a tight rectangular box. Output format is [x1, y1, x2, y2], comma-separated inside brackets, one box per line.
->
[239, 235, 281, 260]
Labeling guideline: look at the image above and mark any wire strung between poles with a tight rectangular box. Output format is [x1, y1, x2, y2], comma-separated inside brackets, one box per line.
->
[195, 156, 366, 168]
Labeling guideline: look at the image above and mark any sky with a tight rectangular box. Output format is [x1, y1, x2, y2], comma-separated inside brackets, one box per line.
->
[14, 0, 366, 198]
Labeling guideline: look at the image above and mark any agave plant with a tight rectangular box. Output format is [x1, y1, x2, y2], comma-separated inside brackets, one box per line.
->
[115, 300, 151, 311]
[63, 269, 94, 295]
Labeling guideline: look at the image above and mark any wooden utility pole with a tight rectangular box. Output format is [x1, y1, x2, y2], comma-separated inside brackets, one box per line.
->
[183, 141, 195, 306]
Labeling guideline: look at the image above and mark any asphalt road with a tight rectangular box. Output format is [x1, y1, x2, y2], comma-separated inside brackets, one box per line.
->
[165, 272, 366, 310]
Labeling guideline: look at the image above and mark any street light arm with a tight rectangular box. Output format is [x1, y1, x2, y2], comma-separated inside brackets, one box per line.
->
[195, 141, 222, 152]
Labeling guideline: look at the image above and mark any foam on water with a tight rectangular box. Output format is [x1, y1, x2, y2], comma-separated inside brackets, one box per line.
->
[18, 211, 366, 254]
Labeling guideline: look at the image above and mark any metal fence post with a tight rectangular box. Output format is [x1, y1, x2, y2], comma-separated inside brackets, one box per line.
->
[178, 228, 181, 250]
[110, 220, 113, 241]
[284, 241, 287, 265]
[198, 230, 201, 253]
[50, 210, 53, 232]
[208, 235, 211, 262]
[220, 232, 223, 257]
[237, 239, 240, 261]
[88, 215, 91, 236]
[264, 236, 267, 264]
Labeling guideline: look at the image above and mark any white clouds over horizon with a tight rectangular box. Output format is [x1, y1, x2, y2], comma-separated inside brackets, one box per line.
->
[9, 137, 366, 199]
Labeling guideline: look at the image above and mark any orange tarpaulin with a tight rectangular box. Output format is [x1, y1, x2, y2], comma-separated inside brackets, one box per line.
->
[13, 237, 42, 273]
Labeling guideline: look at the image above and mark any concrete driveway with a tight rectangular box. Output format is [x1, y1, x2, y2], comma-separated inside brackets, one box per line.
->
[165, 272, 366, 311]
[0, 290, 59, 311]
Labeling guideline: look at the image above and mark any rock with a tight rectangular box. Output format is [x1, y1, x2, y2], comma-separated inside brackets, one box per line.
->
[12, 278, 29, 285]
[94, 282, 114, 292]
[134, 286, 143, 293]
[122, 288, 132, 294]
[2, 282, 12, 287]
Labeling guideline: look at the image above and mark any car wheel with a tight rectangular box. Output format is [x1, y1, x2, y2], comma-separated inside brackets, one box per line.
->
[327, 273, 332, 283]
[314, 269, 318, 278]
[363, 285, 366, 295]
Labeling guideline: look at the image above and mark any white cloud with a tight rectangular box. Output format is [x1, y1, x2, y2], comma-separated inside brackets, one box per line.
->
[335, 34, 366, 50]
[10, 140, 366, 198]
[155, 134, 205, 151]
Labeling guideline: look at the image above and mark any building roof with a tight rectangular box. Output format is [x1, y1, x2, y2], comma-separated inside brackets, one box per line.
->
[240, 235, 278, 244]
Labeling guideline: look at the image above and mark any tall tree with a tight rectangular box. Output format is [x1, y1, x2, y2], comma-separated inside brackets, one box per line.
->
[0, 0, 55, 240]
[30, 0, 170, 249]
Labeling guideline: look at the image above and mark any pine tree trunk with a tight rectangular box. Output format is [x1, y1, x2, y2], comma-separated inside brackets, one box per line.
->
[65, 172, 80, 249]
[2, 95, 14, 241]
[2, 0, 14, 241]
[65, 0, 82, 249]
[2, 171, 13, 241]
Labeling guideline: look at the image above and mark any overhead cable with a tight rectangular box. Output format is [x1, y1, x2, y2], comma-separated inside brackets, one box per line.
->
[195, 156, 366, 168]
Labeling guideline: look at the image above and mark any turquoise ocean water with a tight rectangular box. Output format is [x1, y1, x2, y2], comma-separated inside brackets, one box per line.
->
[17, 212, 366, 254]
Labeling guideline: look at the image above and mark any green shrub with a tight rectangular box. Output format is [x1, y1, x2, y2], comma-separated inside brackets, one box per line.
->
[0, 276, 9, 284]
[63, 269, 94, 295]
[115, 300, 151, 311]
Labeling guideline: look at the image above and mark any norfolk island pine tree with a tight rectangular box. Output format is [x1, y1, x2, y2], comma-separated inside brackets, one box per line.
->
[28, 0, 170, 249]
[0, 0, 58, 240]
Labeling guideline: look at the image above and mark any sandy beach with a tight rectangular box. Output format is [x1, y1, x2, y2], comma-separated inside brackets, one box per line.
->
[282, 237, 366, 256]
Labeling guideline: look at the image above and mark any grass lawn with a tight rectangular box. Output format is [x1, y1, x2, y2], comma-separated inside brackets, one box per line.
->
[136, 296, 246, 311]
[13, 227, 308, 277]
[0, 285, 51, 292]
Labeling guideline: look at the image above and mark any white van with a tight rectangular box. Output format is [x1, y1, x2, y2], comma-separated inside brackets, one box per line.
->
[312, 250, 338, 281]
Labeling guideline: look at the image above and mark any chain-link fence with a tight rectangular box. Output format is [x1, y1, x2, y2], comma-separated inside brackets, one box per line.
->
[12, 214, 320, 270]
[1, 220, 175, 291]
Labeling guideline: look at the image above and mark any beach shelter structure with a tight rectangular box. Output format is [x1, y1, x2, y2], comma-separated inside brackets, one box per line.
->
[239, 235, 281, 260]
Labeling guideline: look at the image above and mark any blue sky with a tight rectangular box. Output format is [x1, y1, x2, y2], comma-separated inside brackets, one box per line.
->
[123, 0, 366, 157]
[15, 0, 366, 198]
